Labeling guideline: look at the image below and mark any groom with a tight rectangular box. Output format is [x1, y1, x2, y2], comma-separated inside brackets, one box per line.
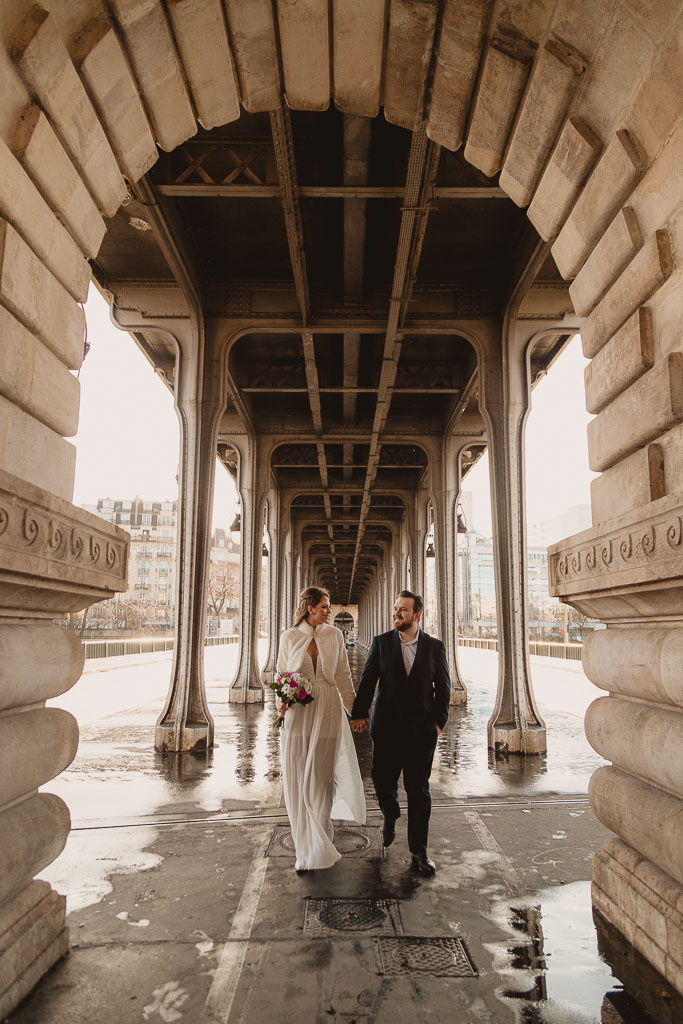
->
[350, 591, 451, 876]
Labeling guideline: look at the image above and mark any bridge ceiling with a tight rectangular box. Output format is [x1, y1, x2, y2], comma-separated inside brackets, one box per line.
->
[83, 3, 578, 605]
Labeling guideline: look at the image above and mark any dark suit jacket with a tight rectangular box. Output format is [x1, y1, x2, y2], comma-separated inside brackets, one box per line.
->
[351, 629, 451, 742]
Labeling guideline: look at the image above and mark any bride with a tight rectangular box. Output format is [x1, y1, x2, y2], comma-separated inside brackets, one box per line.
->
[276, 586, 366, 872]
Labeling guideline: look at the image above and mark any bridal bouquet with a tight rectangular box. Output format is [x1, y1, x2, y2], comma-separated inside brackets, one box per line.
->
[270, 671, 314, 729]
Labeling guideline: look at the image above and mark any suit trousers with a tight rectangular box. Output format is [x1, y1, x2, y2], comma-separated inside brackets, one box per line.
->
[371, 729, 438, 854]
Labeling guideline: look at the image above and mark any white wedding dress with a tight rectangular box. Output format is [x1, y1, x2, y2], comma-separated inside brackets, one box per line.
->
[279, 625, 366, 871]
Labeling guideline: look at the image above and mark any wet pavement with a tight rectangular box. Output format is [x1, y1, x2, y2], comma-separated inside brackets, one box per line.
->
[5, 643, 680, 1023]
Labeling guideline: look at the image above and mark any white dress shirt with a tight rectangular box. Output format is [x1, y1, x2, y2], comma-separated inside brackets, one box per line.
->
[398, 630, 420, 675]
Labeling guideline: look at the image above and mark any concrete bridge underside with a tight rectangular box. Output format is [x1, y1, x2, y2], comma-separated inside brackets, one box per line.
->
[0, 0, 681, 1015]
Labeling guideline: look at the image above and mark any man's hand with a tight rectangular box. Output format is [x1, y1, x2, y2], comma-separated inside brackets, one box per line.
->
[436, 724, 442, 736]
[350, 718, 369, 733]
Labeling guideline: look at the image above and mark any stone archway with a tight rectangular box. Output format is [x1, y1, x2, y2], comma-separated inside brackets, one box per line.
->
[0, 2, 682, 1014]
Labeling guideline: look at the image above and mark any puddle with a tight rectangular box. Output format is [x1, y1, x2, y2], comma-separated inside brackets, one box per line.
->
[488, 881, 657, 1023]
[36, 825, 162, 914]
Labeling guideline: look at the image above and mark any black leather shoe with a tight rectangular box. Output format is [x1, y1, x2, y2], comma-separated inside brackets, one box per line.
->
[382, 817, 396, 848]
[411, 852, 436, 876]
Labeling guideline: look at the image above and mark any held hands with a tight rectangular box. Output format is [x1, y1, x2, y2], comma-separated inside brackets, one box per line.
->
[349, 718, 440, 735]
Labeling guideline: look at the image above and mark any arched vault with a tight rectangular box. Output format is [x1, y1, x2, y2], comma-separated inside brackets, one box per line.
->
[0, 4, 682, 1010]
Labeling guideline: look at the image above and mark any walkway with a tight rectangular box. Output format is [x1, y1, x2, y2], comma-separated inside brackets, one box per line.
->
[6, 646, 678, 1023]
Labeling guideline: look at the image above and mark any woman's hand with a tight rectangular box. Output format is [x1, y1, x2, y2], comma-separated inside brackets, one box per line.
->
[277, 700, 287, 715]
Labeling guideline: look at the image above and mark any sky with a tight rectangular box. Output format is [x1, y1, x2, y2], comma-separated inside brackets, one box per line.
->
[464, 336, 596, 537]
[72, 285, 236, 531]
[74, 285, 595, 536]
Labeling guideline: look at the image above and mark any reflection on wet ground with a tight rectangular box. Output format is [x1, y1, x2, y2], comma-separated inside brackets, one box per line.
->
[489, 882, 664, 1023]
[47, 643, 605, 826]
[34, 640, 678, 1023]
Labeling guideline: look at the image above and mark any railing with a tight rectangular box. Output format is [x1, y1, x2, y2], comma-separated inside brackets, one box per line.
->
[83, 635, 239, 661]
[457, 636, 583, 662]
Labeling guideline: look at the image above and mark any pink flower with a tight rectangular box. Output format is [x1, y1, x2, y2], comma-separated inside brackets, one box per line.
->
[298, 688, 307, 700]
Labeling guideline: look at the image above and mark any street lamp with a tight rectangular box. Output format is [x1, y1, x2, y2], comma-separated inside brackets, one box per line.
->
[229, 511, 241, 544]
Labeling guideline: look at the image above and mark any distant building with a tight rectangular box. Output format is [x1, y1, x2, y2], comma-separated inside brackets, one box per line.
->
[82, 499, 240, 632]
[83, 497, 178, 628]
[457, 529, 497, 634]
[527, 504, 591, 549]
[207, 527, 240, 635]
[456, 527, 589, 639]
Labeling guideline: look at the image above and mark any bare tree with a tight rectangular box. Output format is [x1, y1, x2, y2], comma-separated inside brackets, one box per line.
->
[207, 561, 239, 618]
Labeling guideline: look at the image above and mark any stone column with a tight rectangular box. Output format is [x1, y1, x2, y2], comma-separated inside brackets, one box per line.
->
[229, 435, 265, 703]
[548, 217, 683, 989]
[262, 490, 281, 682]
[0, 79, 129, 1009]
[432, 440, 468, 704]
[153, 325, 220, 751]
[0, 475, 128, 1018]
[479, 320, 546, 754]
[411, 498, 428, 603]
[278, 504, 293, 638]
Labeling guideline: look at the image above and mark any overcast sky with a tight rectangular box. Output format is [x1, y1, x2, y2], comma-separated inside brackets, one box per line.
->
[73, 286, 595, 537]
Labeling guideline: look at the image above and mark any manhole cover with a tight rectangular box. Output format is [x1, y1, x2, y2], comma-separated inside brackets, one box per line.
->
[266, 825, 383, 859]
[304, 898, 403, 936]
[332, 828, 372, 854]
[376, 937, 477, 977]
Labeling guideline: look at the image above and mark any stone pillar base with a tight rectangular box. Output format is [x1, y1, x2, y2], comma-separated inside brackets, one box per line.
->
[228, 685, 265, 704]
[593, 837, 682, 995]
[487, 722, 547, 754]
[0, 881, 69, 1019]
[449, 685, 467, 707]
[154, 721, 213, 752]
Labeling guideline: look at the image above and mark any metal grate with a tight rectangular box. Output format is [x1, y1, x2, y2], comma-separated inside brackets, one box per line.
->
[304, 898, 403, 936]
[266, 824, 383, 859]
[375, 937, 477, 977]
